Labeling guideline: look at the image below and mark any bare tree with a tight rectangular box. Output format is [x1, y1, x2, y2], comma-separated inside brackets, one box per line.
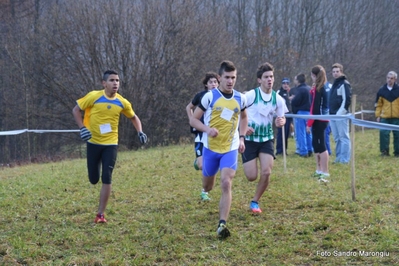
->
[2, 0, 399, 163]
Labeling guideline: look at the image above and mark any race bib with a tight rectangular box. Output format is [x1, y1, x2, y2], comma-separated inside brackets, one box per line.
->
[259, 104, 270, 117]
[220, 108, 234, 121]
[99, 123, 112, 134]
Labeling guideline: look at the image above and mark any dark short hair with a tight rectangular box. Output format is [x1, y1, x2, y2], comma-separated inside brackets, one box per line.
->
[256, 62, 274, 79]
[202, 72, 220, 90]
[296, 73, 306, 84]
[218, 60, 236, 76]
[103, 70, 118, 81]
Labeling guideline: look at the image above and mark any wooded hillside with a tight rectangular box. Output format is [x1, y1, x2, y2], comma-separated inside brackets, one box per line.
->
[1, 0, 398, 163]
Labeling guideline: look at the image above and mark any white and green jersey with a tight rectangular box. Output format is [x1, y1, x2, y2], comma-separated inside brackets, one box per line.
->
[245, 87, 288, 142]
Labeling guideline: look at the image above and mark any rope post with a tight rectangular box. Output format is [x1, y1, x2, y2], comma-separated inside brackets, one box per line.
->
[361, 104, 364, 134]
[282, 122, 287, 173]
[350, 95, 357, 201]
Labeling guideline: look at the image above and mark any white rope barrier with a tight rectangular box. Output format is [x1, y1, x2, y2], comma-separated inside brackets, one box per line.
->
[0, 129, 79, 136]
[0, 109, 389, 136]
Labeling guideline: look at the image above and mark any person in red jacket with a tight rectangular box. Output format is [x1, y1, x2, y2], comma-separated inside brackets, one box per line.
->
[306, 65, 330, 182]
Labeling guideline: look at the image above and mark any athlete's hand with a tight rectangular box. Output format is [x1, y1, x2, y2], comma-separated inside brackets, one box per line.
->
[275, 117, 286, 128]
[207, 128, 219, 137]
[138, 132, 147, 144]
[80, 127, 92, 141]
[238, 141, 245, 154]
[246, 127, 255, 135]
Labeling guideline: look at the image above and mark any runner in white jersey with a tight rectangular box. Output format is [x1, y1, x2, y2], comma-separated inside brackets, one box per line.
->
[190, 60, 248, 239]
[241, 62, 287, 214]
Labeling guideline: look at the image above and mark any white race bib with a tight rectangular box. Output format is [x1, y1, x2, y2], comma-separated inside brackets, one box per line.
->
[99, 123, 112, 134]
[220, 108, 234, 121]
[259, 104, 271, 117]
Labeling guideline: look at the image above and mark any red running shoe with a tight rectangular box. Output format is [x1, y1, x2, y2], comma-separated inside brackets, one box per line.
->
[94, 213, 107, 223]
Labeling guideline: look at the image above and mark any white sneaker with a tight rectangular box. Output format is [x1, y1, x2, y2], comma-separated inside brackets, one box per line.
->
[200, 191, 210, 201]
[318, 173, 330, 183]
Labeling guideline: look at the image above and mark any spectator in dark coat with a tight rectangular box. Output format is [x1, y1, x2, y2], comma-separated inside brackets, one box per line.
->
[276, 77, 293, 155]
[291, 73, 313, 157]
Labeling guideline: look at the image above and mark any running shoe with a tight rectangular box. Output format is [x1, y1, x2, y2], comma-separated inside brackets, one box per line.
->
[94, 213, 107, 223]
[201, 191, 211, 201]
[312, 171, 322, 178]
[216, 223, 231, 238]
[318, 173, 330, 183]
[193, 158, 199, 170]
[250, 201, 262, 213]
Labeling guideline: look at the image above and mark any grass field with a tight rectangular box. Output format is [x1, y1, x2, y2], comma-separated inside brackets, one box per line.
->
[0, 129, 398, 265]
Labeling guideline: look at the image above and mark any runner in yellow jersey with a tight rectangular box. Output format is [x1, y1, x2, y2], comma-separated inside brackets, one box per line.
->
[72, 70, 147, 223]
[190, 60, 248, 238]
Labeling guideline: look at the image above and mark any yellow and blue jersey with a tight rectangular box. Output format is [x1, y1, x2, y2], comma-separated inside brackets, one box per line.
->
[200, 89, 247, 153]
[76, 90, 135, 145]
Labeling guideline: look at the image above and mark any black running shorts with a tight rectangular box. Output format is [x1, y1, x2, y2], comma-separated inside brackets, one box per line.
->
[86, 142, 118, 185]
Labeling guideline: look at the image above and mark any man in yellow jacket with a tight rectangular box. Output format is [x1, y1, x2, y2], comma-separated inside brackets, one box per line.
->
[375, 71, 399, 156]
